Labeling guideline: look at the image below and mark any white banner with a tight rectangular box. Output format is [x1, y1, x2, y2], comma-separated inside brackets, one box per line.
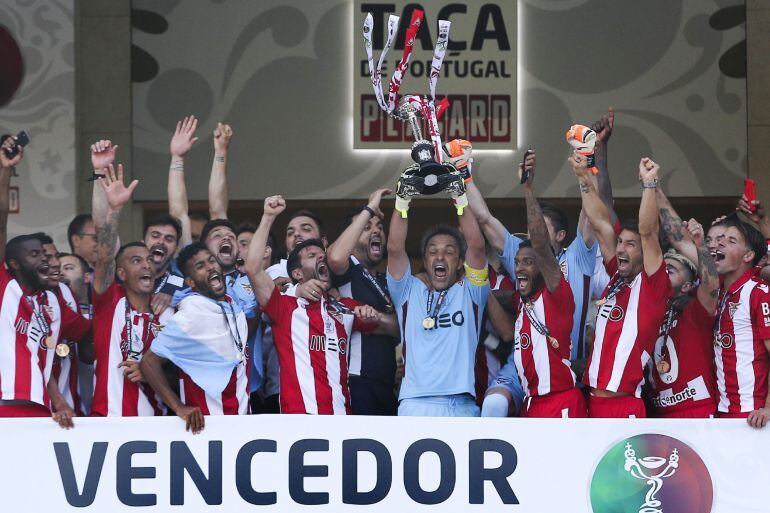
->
[0, 416, 767, 512]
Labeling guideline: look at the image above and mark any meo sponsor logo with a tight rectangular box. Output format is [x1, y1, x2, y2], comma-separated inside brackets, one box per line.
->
[425, 311, 465, 330]
[598, 303, 625, 322]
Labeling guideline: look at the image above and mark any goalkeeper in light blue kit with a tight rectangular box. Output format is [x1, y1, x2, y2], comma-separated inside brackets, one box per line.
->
[386, 142, 491, 417]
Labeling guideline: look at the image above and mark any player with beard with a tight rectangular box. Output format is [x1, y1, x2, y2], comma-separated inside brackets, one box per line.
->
[201, 219, 239, 286]
[58, 252, 95, 414]
[143, 214, 185, 315]
[711, 214, 770, 427]
[34, 235, 93, 424]
[266, 210, 329, 288]
[650, 187, 720, 417]
[387, 186, 490, 417]
[482, 156, 585, 418]
[327, 188, 399, 415]
[141, 242, 251, 433]
[0, 136, 90, 423]
[90, 164, 171, 417]
[244, 196, 398, 415]
[575, 155, 672, 418]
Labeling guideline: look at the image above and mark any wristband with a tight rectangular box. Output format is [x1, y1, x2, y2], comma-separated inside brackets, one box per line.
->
[362, 206, 376, 218]
[642, 178, 659, 189]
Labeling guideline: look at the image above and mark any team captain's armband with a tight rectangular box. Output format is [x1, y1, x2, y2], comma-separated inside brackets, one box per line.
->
[463, 264, 489, 286]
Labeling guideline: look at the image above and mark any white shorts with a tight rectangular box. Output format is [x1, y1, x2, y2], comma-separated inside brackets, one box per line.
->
[398, 394, 480, 417]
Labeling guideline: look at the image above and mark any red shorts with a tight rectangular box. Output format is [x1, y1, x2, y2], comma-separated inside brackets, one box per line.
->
[717, 411, 751, 419]
[0, 403, 50, 418]
[588, 394, 646, 418]
[522, 388, 588, 418]
[655, 401, 717, 419]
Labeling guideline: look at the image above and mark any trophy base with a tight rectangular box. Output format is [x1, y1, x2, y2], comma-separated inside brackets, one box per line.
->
[398, 162, 465, 196]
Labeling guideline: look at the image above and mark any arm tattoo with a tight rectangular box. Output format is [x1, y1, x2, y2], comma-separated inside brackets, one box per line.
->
[214, 155, 225, 163]
[96, 211, 119, 291]
[659, 207, 684, 242]
[696, 245, 719, 298]
[525, 190, 560, 286]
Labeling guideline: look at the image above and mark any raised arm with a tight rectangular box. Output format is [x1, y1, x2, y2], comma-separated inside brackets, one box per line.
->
[591, 108, 620, 227]
[93, 164, 138, 295]
[208, 122, 232, 220]
[638, 158, 664, 276]
[521, 151, 561, 293]
[465, 180, 509, 255]
[0, 137, 23, 261]
[168, 116, 199, 246]
[457, 197, 486, 270]
[656, 186, 698, 264]
[571, 154, 616, 263]
[244, 195, 285, 306]
[386, 208, 409, 280]
[90, 140, 119, 226]
[327, 188, 390, 275]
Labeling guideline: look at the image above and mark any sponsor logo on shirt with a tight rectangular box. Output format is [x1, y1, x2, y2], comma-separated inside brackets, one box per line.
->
[714, 333, 733, 349]
[598, 303, 625, 322]
[309, 335, 348, 355]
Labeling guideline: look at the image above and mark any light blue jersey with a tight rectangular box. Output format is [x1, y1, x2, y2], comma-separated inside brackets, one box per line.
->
[228, 274, 263, 392]
[500, 229, 597, 360]
[387, 263, 489, 400]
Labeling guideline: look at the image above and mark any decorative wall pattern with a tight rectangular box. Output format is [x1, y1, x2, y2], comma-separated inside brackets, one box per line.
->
[0, 0, 76, 249]
[132, 0, 746, 201]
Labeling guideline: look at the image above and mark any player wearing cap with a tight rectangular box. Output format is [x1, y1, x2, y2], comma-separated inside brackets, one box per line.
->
[575, 155, 672, 418]
[90, 165, 170, 417]
[244, 196, 398, 415]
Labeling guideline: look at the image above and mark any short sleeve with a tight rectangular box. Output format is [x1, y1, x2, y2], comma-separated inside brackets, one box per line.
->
[567, 228, 598, 276]
[499, 233, 523, 278]
[59, 294, 91, 342]
[642, 259, 672, 301]
[331, 256, 356, 288]
[93, 282, 122, 310]
[548, 275, 575, 306]
[262, 286, 291, 326]
[463, 271, 491, 309]
[158, 272, 185, 296]
[386, 262, 414, 307]
[603, 256, 619, 276]
[685, 296, 716, 326]
[229, 276, 258, 319]
[750, 283, 770, 340]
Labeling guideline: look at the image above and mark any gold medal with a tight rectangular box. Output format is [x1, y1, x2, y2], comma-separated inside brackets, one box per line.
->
[656, 360, 670, 374]
[548, 336, 559, 349]
[45, 336, 56, 349]
[55, 343, 70, 358]
[422, 317, 435, 329]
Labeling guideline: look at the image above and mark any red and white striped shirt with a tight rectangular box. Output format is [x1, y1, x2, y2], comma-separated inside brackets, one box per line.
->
[179, 365, 249, 415]
[584, 258, 671, 397]
[714, 269, 770, 413]
[650, 297, 717, 416]
[0, 266, 90, 408]
[513, 276, 576, 397]
[49, 283, 87, 415]
[91, 283, 170, 417]
[262, 287, 376, 415]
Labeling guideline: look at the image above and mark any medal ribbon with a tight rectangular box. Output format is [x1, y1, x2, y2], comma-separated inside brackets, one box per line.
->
[602, 275, 628, 303]
[363, 13, 399, 112]
[218, 300, 245, 363]
[25, 294, 52, 349]
[713, 289, 731, 342]
[655, 304, 677, 366]
[123, 301, 156, 361]
[387, 9, 423, 114]
[320, 295, 341, 348]
[360, 266, 394, 312]
[521, 300, 550, 339]
[425, 289, 449, 320]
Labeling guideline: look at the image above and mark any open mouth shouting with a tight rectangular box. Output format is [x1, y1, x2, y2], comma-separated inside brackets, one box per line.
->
[138, 271, 154, 288]
[617, 254, 631, 272]
[316, 260, 330, 281]
[432, 262, 448, 281]
[516, 274, 530, 293]
[218, 240, 234, 260]
[150, 244, 167, 264]
[37, 263, 51, 281]
[712, 250, 725, 263]
[207, 269, 224, 290]
[369, 236, 383, 260]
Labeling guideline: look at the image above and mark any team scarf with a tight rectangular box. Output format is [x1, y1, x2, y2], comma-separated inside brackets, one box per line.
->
[151, 288, 247, 396]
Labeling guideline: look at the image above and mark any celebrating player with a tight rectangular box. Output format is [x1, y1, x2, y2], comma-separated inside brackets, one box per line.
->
[245, 195, 398, 415]
[484, 151, 586, 417]
[575, 155, 672, 418]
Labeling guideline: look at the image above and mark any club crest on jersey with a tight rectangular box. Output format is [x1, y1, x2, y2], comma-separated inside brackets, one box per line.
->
[728, 301, 740, 318]
[559, 260, 568, 279]
[149, 322, 163, 337]
[240, 282, 253, 295]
